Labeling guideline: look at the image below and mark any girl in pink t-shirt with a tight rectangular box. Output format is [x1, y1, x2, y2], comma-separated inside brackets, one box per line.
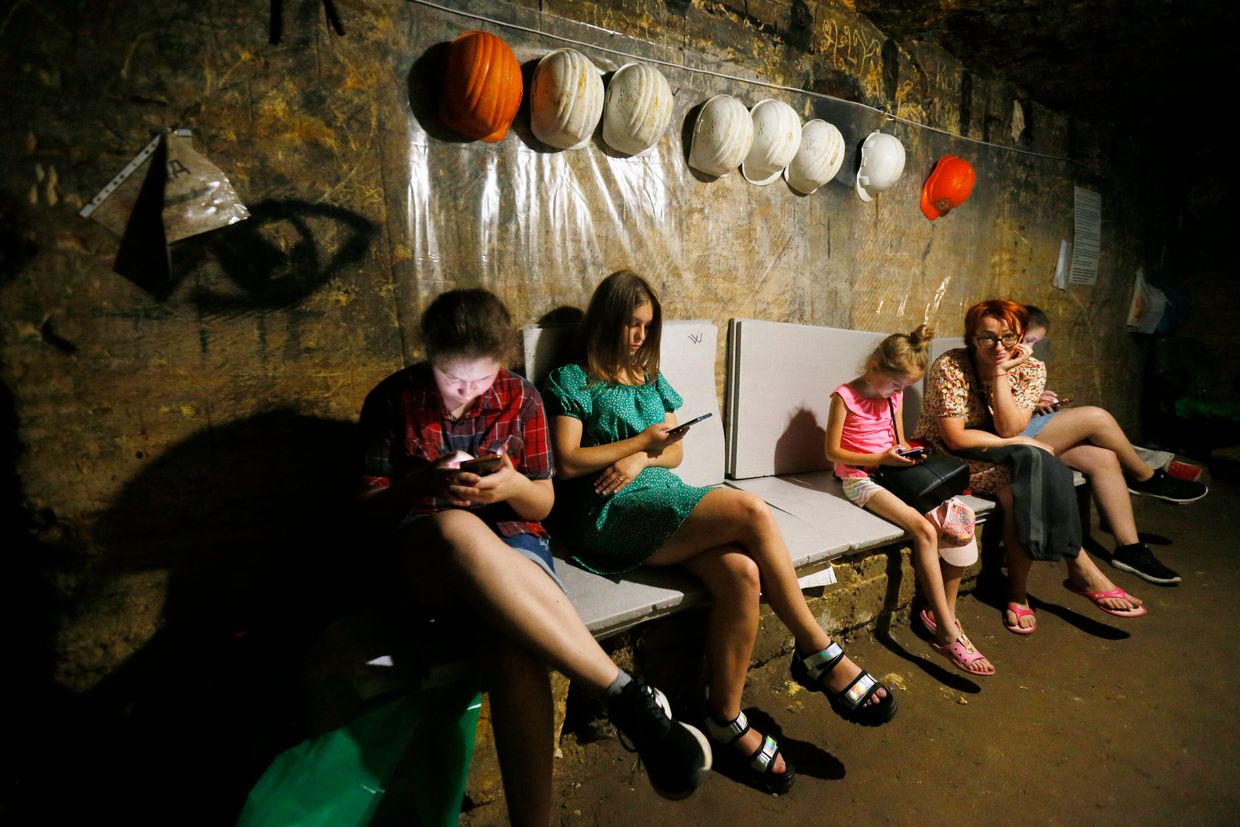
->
[825, 326, 995, 677]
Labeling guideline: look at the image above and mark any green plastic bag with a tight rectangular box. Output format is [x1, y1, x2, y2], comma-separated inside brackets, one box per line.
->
[236, 680, 482, 827]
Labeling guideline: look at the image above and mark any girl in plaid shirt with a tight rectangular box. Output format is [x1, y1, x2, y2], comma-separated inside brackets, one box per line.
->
[356, 289, 710, 821]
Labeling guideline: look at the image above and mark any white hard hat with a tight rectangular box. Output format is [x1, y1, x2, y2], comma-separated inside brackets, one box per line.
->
[855, 130, 906, 201]
[530, 48, 605, 150]
[602, 63, 673, 156]
[688, 94, 753, 177]
[783, 119, 845, 194]
[741, 99, 801, 185]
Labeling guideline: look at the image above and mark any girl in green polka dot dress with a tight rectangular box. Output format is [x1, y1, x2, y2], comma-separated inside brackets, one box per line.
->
[545, 271, 897, 796]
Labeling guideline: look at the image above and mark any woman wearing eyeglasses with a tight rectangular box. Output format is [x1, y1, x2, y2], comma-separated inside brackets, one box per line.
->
[913, 299, 1147, 636]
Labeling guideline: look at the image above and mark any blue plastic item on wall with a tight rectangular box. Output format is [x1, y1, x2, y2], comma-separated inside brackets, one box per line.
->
[236, 679, 482, 827]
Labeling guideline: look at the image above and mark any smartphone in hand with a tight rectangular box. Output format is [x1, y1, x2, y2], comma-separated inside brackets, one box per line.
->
[896, 446, 926, 459]
[457, 454, 504, 475]
[667, 412, 713, 435]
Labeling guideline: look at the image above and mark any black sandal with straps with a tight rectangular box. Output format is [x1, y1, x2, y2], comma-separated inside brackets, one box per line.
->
[791, 642, 897, 727]
[703, 709, 795, 795]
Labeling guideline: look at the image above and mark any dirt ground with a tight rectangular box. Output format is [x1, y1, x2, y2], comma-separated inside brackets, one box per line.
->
[465, 478, 1240, 826]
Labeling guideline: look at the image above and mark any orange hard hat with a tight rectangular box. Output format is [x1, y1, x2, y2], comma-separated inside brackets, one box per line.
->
[439, 31, 523, 142]
[921, 155, 976, 219]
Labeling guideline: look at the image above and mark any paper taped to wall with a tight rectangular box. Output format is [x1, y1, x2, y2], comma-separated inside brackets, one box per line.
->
[82, 129, 250, 242]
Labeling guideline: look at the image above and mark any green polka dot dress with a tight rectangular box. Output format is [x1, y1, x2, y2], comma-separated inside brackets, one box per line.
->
[543, 363, 712, 575]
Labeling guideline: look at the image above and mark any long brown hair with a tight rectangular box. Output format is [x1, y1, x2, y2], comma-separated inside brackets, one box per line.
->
[582, 270, 662, 383]
[963, 299, 1028, 348]
[868, 324, 935, 376]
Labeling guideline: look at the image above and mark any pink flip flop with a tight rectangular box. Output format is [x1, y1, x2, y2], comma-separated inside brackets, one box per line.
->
[918, 607, 962, 637]
[1062, 579, 1148, 618]
[1004, 601, 1037, 635]
[930, 634, 996, 676]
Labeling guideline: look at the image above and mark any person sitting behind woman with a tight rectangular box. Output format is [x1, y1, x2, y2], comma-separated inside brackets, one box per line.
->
[1017, 304, 1204, 584]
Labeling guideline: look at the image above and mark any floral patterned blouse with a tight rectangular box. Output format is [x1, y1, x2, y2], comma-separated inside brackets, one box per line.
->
[913, 348, 1047, 494]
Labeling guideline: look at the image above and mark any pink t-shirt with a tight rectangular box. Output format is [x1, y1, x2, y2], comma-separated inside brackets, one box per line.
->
[833, 382, 901, 479]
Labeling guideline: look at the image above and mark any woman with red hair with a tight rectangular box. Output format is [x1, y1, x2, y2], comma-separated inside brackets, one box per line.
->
[914, 299, 1146, 635]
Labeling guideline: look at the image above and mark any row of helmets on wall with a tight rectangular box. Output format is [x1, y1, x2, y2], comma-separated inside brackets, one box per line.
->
[438, 30, 670, 154]
[437, 30, 977, 214]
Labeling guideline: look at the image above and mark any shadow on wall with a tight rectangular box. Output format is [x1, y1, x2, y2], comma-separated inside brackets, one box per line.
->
[2, 379, 67, 827]
[155, 199, 377, 313]
[773, 407, 828, 475]
[21, 411, 365, 827]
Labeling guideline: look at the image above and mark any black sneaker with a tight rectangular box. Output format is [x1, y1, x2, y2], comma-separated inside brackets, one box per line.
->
[1127, 468, 1208, 504]
[1110, 543, 1182, 585]
[605, 679, 712, 800]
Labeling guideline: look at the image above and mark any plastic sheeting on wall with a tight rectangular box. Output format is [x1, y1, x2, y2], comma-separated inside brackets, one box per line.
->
[396, 0, 893, 351]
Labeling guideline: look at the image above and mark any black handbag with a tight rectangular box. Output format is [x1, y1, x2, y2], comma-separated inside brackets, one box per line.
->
[870, 399, 970, 513]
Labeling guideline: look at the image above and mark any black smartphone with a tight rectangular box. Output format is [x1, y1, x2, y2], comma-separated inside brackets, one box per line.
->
[457, 454, 504, 475]
[897, 446, 926, 459]
[668, 412, 713, 435]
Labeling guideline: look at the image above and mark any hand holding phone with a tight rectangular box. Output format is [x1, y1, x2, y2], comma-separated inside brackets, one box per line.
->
[457, 453, 504, 476]
[896, 446, 926, 459]
[667, 412, 713, 436]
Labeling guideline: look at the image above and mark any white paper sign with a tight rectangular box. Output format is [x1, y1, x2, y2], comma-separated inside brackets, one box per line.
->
[1069, 187, 1101, 286]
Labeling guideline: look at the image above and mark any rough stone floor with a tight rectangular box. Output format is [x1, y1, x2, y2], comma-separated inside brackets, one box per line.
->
[464, 478, 1240, 826]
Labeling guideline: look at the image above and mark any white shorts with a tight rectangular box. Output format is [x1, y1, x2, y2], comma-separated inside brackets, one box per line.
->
[842, 476, 886, 508]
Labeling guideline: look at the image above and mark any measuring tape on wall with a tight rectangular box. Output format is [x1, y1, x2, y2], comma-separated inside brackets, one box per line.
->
[78, 128, 193, 219]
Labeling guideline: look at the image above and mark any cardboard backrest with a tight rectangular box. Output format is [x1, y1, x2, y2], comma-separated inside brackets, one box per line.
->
[522, 321, 725, 487]
[726, 319, 884, 479]
[725, 321, 966, 480]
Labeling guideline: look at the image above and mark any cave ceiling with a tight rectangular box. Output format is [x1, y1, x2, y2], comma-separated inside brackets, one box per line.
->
[855, 0, 1234, 128]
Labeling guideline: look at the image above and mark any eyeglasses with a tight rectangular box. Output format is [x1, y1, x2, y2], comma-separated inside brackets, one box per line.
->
[974, 333, 1020, 349]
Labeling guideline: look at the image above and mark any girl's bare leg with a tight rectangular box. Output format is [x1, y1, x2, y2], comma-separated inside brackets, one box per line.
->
[1036, 405, 1153, 480]
[486, 643, 553, 827]
[403, 510, 620, 694]
[647, 488, 890, 706]
[862, 490, 954, 641]
[679, 546, 786, 774]
[1055, 444, 1141, 545]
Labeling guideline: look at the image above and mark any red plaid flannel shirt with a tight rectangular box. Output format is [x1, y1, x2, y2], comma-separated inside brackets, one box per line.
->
[359, 363, 553, 537]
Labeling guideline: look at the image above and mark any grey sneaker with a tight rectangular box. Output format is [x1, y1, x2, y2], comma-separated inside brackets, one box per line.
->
[605, 679, 712, 800]
[1127, 468, 1208, 504]
[1111, 543, 1181, 585]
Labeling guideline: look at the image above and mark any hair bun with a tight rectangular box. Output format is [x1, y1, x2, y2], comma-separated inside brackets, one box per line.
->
[908, 324, 935, 349]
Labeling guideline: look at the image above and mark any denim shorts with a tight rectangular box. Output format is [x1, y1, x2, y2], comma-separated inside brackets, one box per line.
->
[1021, 409, 1060, 438]
[502, 532, 564, 593]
